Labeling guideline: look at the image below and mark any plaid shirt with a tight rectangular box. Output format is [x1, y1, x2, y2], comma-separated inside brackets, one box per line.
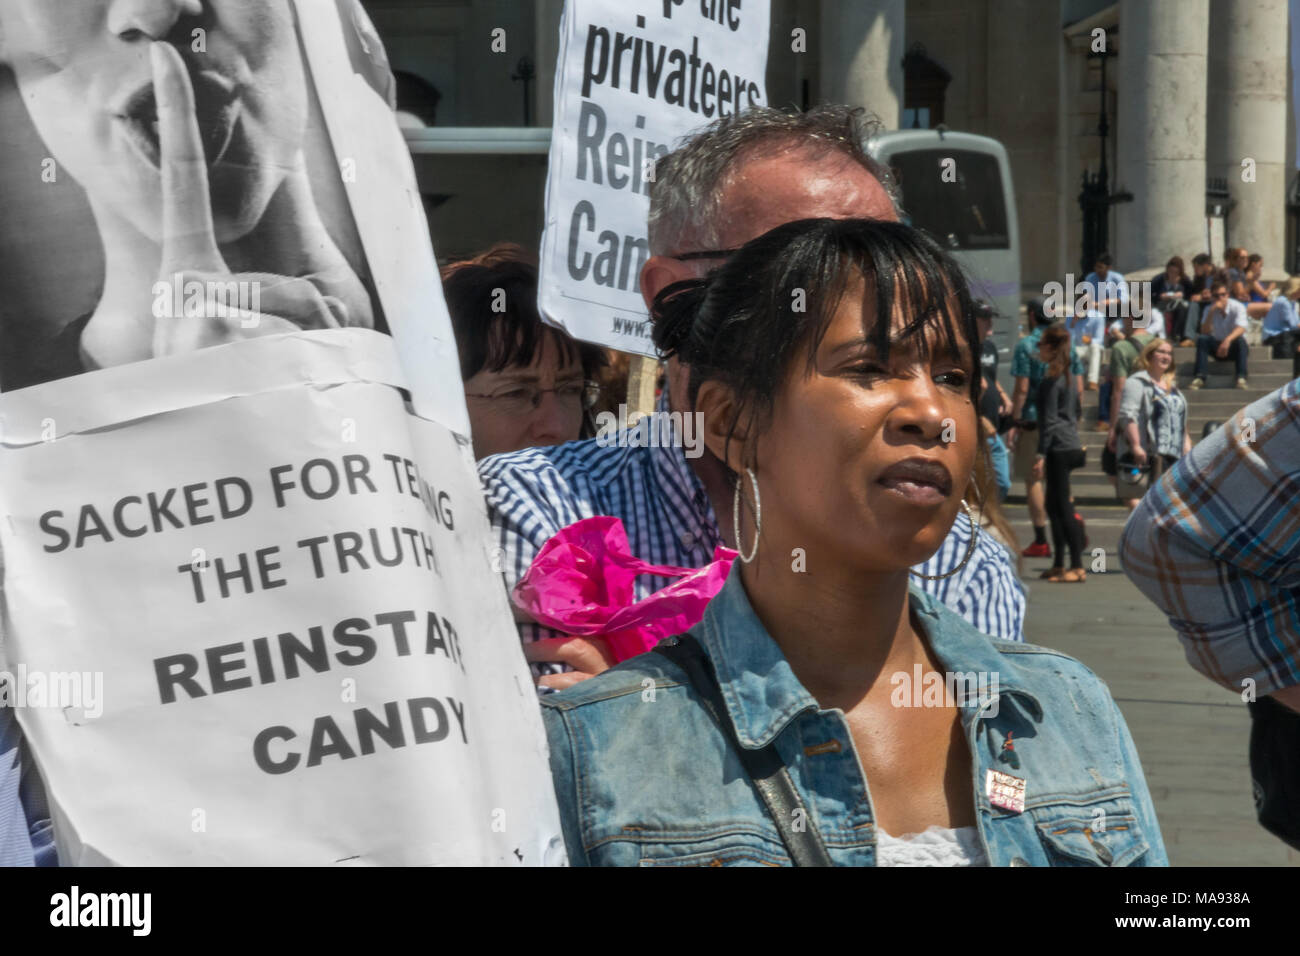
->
[479, 396, 1026, 676]
[1120, 378, 1300, 695]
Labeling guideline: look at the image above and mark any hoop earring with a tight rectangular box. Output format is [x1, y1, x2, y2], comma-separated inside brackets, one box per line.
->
[911, 499, 979, 581]
[732, 467, 762, 563]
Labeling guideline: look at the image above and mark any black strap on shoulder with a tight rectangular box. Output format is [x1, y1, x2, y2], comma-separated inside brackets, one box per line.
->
[655, 635, 833, 867]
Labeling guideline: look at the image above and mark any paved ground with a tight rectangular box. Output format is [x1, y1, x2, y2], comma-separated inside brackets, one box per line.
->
[1009, 506, 1299, 867]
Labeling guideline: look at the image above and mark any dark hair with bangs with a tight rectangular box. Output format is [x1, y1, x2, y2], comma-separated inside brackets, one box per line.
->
[652, 217, 980, 466]
[441, 243, 606, 381]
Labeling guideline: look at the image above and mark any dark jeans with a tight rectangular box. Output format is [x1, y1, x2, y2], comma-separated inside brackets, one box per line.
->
[1266, 330, 1300, 379]
[1194, 334, 1249, 378]
[1045, 449, 1086, 569]
[1098, 379, 1111, 422]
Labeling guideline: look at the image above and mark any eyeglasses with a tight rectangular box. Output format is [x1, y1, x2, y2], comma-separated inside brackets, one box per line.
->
[672, 248, 740, 262]
[465, 380, 601, 414]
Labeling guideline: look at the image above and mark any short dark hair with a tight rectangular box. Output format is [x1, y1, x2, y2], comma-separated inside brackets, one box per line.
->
[651, 218, 978, 468]
[441, 244, 605, 381]
[1192, 253, 1213, 268]
[1094, 253, 1113, 268]
[1210, 277, 1228, 294]
[1026, 298, 1051, 327]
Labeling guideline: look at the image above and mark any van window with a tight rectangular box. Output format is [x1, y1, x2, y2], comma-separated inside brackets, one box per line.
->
[887, 149, 1009, 251]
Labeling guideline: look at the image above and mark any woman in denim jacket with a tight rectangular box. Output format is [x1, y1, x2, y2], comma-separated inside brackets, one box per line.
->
[541, 218, 1167, 867]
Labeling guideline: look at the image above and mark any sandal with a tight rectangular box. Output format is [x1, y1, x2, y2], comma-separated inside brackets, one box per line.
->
[1039, 566, 1065, 580]
[1061, 568, 1087, 583]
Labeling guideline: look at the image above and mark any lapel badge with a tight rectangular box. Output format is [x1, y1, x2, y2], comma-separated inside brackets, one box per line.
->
[986, 769, 1026, 814]
[998, 731, 1021, 769]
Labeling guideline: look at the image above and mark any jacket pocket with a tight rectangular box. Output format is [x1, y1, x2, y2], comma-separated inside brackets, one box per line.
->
[1035, 813, 1149, 867]
[633, 828, 791, 867]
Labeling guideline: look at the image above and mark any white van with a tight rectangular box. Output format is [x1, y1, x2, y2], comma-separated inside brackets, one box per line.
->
[867, 129, 1021, 382]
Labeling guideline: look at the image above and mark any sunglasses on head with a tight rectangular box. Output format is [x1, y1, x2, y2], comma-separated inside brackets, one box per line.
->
[672, 248, 740, 261]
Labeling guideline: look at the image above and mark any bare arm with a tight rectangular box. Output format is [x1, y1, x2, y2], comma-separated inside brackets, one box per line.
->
[1124, 421, 1145, 461]
[1273, 685, 1300, 714]
[1011, 378, 1029, 419]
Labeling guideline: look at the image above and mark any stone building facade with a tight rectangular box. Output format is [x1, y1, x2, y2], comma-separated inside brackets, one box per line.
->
[362, 0, 1296, 289]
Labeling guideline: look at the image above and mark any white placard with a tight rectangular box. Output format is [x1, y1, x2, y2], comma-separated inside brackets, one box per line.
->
[539, 0, 770, 355]
[0, 0, 563, 865]
[0, 332, 563, 865]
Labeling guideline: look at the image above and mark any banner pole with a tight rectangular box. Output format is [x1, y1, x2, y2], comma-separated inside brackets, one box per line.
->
[626, 355, 659, 422]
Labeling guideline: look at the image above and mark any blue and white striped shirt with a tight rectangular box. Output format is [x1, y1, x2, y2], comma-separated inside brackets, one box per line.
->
[479, 399, 1026, 667]
[1, 693, 56, 867]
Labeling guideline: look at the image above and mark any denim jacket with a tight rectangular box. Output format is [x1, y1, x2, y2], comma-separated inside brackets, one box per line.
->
[541, 566, 1168, 866]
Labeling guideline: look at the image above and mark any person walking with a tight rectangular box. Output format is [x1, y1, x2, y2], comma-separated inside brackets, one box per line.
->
[975, 301, 1012, 501]
[1114, 339, 1192, 501]
[1006, 299, 1084, 558]
[1033, 324, 1087, 583]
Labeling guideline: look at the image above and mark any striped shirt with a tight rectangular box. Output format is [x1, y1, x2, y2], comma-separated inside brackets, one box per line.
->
[1120, 378, 1300, 695]
[479, 397, 1026, 674]
[1, 695, 57, 866]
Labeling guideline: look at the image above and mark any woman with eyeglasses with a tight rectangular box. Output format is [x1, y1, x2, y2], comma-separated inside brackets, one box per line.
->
[1115, 339, 1192, 492]
[540, 218, 1166, 867]
[442, 244, 606, 459]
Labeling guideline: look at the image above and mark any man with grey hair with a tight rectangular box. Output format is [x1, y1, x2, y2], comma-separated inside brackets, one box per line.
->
[480, 105, 1026, 689]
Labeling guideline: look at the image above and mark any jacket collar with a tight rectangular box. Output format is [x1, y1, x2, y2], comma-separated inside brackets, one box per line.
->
[696, 564, 1042, 750]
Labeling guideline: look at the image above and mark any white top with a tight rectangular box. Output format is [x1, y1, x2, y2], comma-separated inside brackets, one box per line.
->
[1206, 298, 1249, 340]
[876, 825, 990, 867]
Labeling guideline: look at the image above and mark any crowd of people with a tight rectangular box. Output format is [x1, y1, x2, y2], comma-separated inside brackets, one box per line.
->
[4, 102, 1298, 867]
[994, 241, 1300, 587]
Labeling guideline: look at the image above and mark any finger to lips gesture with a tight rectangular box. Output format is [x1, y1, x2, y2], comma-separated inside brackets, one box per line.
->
[149, 43, 343, 357]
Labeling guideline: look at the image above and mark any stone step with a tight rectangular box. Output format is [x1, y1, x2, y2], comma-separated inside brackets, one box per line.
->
[1172, 359, 1293, 374]
[1007, 471, 1128, 506]
[1073, 388, 1278, 411]
[1084, 373, 1292, 390]
[1071, 401, 1274, 423]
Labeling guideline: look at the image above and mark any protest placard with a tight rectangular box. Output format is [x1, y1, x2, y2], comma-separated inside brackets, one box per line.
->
[539, 0, 770, 355]
[0, 332, 562, 865]
[0, 0, 563, 864]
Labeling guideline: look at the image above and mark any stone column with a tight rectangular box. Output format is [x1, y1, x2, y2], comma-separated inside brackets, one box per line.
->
[534, 0, 565, 127]
[819, 0, 904, 128]
[984, 0, 1063, 289]
[1207, 0, 1288, 269]
[1114, 0, 1209, 272]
